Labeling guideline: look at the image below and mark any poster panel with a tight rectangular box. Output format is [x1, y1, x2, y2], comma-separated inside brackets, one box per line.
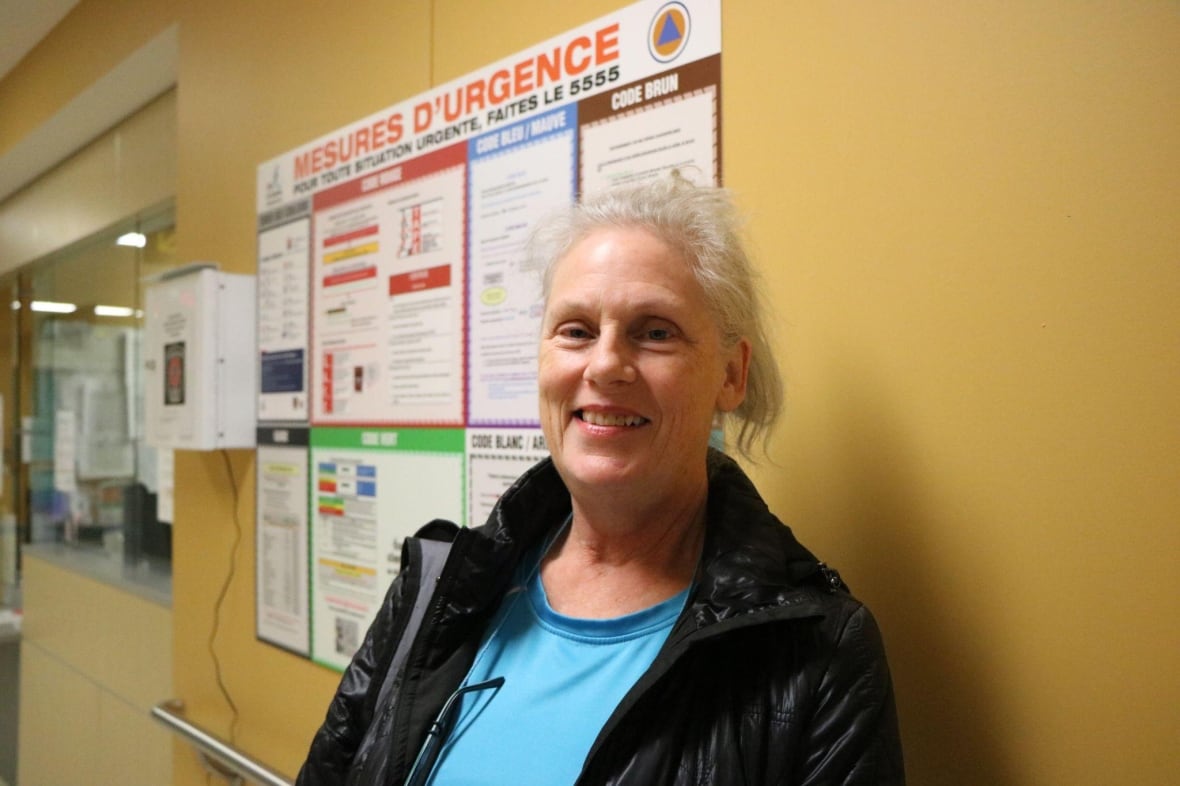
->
[309, 427, 464, 670]
[255, 0, 722, 664]
[311, 146, 468, 426]
[578, 55, 721, 191]
[255, 427, 311, 655]
[257, 207, 312, 422]
[255, 0, 720, 209]
[256, 0, 721, 429]
[467, 105, 578, 426]
[466, 427, 550, 528]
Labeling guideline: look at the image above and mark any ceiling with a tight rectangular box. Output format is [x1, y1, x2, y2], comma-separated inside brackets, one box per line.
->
[0, 0, 80, 81]
[0, 3, 177, 206]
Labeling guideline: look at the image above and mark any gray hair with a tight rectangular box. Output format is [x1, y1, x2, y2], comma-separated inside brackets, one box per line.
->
[528, 173, 783, 459]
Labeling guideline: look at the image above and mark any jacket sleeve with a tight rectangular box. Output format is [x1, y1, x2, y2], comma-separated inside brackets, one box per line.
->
[797, 602, 906, 786]
[295, 569, 414, 785]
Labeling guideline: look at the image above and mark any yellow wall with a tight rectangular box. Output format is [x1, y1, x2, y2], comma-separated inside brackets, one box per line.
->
[19, 555, 172, 785]
[3, 1, 1177, 784]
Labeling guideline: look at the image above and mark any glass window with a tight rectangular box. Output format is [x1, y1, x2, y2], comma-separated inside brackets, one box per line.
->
[7, 202, 181, 568]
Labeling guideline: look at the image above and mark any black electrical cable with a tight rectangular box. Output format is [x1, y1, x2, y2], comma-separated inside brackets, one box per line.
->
[208, 449, 242, 743]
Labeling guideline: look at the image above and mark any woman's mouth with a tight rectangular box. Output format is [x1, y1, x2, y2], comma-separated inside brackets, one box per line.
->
[576, 410, 648, 427]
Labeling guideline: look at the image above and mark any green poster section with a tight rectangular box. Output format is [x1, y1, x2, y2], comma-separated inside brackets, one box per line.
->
[307, 426, 467, 669]
[310, 426, 466, 453]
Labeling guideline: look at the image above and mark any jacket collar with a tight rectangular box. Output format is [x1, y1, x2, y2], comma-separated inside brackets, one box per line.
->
[679, 450, 828, 638]
[453, 450, 826, 626]
[439, 458, 571, 618]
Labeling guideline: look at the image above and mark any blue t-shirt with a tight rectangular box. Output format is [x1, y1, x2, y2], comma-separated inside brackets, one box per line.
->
[424, 551, 688, 785]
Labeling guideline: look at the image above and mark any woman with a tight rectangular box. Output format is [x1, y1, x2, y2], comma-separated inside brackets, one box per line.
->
[297, 175, 904, 785]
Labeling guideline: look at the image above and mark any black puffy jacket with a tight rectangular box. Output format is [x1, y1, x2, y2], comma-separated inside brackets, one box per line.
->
[297, 451, 905, 785]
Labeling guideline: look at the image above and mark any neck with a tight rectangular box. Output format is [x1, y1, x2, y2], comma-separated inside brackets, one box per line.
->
[540, 480, 708, 618]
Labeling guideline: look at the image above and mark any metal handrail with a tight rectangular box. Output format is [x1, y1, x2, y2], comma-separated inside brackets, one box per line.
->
[151, 699, 293, 786]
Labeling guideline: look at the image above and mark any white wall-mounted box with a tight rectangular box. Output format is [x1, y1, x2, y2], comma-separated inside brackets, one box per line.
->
[144, 266, 256, 450]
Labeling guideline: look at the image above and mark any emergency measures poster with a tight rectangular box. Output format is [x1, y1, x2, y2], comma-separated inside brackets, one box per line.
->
[255, 0, 722, 667]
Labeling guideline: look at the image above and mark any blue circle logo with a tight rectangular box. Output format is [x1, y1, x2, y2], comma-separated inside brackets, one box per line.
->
[648, 2, 691, 63]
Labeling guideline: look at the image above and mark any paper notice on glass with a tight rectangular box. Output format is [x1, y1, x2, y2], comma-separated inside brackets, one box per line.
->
[156, 448, 175, 523]
[78, 378, 134, 480]
[20, 416, 32, 465]
[54, 410, 77, 492]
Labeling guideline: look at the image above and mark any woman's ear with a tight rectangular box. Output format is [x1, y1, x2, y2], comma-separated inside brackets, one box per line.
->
[716, 337, 751, 413]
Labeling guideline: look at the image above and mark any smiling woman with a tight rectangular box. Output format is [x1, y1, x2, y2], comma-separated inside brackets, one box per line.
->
[297, 175, 904, 786]
[533, 174, 783, 460]
[536, 223, 748, 526]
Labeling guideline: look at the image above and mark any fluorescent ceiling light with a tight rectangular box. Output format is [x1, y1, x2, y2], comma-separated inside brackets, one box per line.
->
[116, 232, 146, 248]
[94, 304, 136, 317]
[30, 300, 77, 314]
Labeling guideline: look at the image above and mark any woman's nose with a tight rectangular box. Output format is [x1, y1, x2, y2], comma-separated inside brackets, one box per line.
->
[584, 331, 636, 385]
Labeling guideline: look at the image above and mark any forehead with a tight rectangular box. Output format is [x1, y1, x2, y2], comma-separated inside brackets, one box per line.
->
[547, 226, 702, 302]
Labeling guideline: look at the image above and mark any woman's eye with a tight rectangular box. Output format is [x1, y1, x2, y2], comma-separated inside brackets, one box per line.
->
[643, 326, 674, 341]
[561, 326, 592, 339]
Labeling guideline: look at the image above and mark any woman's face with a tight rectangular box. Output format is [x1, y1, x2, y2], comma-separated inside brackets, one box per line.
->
[538, 225, 749, 501]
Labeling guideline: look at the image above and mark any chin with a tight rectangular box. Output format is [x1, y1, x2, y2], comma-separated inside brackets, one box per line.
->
[554, 453, 645, 492]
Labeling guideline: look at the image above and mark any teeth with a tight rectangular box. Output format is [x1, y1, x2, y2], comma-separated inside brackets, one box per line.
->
[580, 411, 645, 427]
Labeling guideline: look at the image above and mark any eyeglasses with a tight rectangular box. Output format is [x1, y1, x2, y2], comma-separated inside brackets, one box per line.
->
[404, 676, 506, 786]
